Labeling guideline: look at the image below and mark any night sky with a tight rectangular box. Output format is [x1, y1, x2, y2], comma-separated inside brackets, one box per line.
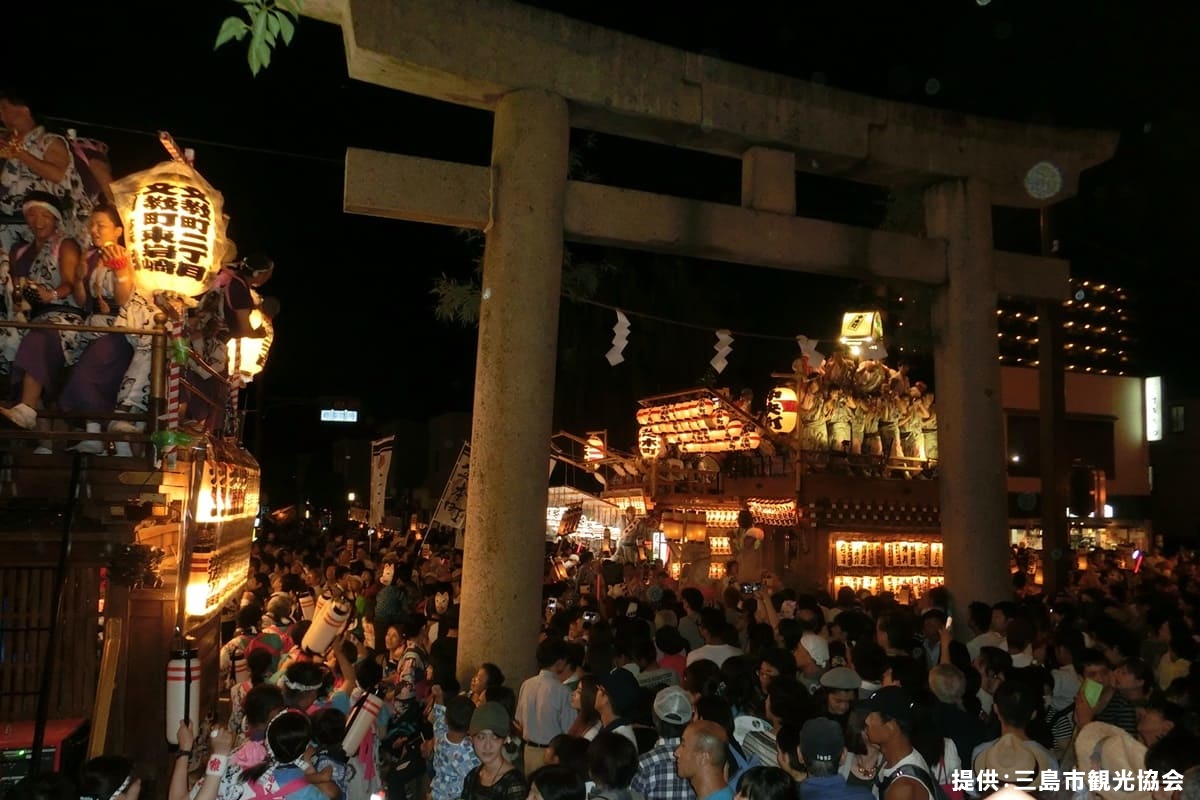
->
[9, 0, 1200, 504]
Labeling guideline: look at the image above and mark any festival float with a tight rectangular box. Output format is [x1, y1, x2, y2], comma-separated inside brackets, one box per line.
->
[0, 136, 269, 782]
[549, 309, 947, 596]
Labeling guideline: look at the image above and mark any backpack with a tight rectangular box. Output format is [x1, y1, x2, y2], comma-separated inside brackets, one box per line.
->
[877, 763, 950, 800]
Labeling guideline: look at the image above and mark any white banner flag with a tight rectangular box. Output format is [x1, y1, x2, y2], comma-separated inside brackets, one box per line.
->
[432, 442, 471, 533]
[370, 436, 394, 527]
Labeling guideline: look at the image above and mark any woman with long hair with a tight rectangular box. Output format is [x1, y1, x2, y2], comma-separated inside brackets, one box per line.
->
[567, 675, 601, 740]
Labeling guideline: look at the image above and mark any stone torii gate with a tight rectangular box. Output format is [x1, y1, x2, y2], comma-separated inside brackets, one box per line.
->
[305, 0, 1117, 682]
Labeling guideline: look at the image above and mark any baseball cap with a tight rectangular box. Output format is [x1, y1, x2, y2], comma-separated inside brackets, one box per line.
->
[598, 668, 640, 715]
[469, 701, 511, 737]
[819, 667, 862, 691]
[653, 686, 693, 725]
[800, 718, 844, 764]
[861, 686, 915, 728]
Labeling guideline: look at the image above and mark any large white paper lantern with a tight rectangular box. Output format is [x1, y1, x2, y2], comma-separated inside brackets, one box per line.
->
[110, 161, 230, 301]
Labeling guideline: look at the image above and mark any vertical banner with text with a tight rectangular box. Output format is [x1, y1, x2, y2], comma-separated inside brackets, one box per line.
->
[432, 442, 471, 549]
[370, 436, 395, 527]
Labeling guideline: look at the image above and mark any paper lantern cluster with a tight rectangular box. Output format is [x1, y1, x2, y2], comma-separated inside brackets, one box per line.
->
[636, 396, 761, 454]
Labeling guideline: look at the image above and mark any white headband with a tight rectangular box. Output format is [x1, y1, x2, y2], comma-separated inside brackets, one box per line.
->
[22, 198, 62, 223]
[108, 775, 133, 800]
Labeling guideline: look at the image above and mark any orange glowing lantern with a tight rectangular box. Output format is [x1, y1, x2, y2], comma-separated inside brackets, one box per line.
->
[767, 385, 799, 434]
[227, 309, 274, 383]
[660, 512, 684, 541]
[683, 511, 708, 542]
[638, 429, 663, 459]
[585, 434, 606, 462]
[110, 161, 230, 301]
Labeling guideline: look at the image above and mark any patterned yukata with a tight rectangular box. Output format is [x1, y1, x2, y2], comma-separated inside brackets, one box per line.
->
[800, 390, 828, 453]
[429, 703, 480, 800]
[0, 247, 26, 373]
[60, 249, 150, 415]
[828, 396, 853, 452]
[0, 126, 93, 254]
[9, 234, 84, 388]
[312, 749, 354, 800]
[921, 410, 938, 461]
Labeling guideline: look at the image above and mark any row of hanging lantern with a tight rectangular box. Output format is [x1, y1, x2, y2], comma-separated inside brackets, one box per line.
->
[637, 421, 763, 456]
[636, 397, 732, 427]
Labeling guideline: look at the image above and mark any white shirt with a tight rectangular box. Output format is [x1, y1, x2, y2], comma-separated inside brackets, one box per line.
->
[686, 643, 743, 667]
[1010, 647, 1034, 668]
[966, 631, 1006, 661]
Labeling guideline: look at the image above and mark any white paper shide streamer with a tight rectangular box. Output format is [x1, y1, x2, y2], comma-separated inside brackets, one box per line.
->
[711, 329, 733, 373]
[606, 310, 631, 365]
[796, 335, 825, 371]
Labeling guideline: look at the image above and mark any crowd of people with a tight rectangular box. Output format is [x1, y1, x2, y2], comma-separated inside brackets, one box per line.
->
[0, 88, 272, 452]
[788, 354, 937, 475]
[12, 522, 1200, 800]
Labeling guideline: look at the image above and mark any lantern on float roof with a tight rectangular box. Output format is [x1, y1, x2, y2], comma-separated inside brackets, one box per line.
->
[638, 428, 663, 459]
[585, 434, 605, 462]
[767, 385, 799, 434]
[227, 309, 274, 382]
[660, 512, 684, 541]
[110, 161, 229, 301]
[840, 311, 884, 357]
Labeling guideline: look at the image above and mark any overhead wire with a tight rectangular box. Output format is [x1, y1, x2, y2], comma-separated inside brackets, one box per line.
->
[42, 114, 343, 166]
[568, 295, 829, 345]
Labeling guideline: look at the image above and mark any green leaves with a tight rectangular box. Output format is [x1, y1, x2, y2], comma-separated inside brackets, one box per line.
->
[214, 0, 304, 76]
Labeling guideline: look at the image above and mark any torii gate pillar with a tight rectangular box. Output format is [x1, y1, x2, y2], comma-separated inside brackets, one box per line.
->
[926, 179, 1013, 608]
[457, 90, 569, 685]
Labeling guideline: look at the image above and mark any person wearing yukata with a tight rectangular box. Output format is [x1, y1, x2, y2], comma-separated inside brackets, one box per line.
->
[0, 89, 94, 254]
[0, 192, 84, 445]
[59, 204, 154, 454]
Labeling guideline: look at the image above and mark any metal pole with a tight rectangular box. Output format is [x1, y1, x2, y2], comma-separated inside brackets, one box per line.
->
[150, 313, 168, 438]
[30, 453, 84, 774]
